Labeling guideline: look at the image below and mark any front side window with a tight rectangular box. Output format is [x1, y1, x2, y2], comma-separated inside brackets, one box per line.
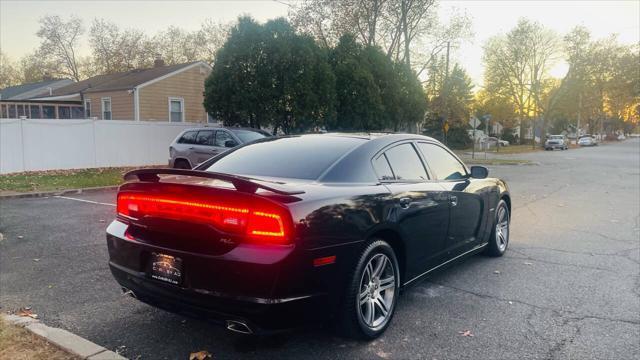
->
[417, 143, 467, 181]
[102, 98, 112, 120]
[84, 100, 91, 118]
[178, 131, 197, 144]
[195, 130, 214, 145]
[383, 143, 428, 181]
[169, 98, 183, 122]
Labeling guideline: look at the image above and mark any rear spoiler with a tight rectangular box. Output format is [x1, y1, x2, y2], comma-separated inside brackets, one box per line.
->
[123, 168, 305, 195]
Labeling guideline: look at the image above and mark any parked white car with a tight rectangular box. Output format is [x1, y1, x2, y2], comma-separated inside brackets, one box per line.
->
[481, 137, 509, 147]
[578, 135, 598, 147]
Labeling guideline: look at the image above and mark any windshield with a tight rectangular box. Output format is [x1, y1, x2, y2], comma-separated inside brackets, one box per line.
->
[205, 135, 365, 180]
[549, 135, 564, 139]
[231, 129, 268, 143]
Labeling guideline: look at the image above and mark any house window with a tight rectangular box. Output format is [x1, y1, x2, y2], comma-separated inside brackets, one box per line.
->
[102, 97, 112, 120]
[58, 106, 71, 119]
[30, 105, 41, 118]
[42, 106, 55, 119]
[169, 97, 184, 122]
[1, 104, 6, 118]
[71, 107, 84, 119]
[8, 105, 16, 118]
[17, 105, 25, 118]
[84, 99, 91, 118]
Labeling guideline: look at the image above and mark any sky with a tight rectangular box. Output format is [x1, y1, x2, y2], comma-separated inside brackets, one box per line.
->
[1, 0, 638, 86]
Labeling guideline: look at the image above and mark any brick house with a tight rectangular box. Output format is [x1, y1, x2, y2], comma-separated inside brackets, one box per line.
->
[28, 60, 212, 122]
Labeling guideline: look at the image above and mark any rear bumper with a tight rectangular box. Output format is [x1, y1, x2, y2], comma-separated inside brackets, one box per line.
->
[109, 261, 324, 333]
[106, 220, 360, 332]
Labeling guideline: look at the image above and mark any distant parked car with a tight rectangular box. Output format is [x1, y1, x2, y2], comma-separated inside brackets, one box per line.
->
[544, 135, 568, 150]
[617, 134, 626, 141]
[481, 137, 509, 147]
[169, 127, 271, 168]
[578, 135, 598, 147]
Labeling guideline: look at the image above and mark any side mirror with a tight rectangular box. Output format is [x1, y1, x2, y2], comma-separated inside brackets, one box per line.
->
[470, 166, 488, 179]
[224, 140, 238, 148]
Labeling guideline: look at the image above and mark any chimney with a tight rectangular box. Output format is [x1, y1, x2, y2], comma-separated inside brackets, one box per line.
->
[154, 54, 165, 68]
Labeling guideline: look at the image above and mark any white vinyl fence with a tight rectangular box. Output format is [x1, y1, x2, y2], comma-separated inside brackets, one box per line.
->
[1, 119, 203, 174]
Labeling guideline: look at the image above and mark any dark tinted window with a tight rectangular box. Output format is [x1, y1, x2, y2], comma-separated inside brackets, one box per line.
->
[58, 106, 71, 119]
[417, 143, 467, 180]
[196, 130, 214, 145]
[373, 154, 394, 181]
[205, 135, 364, 180]
[232, 129, 267, 143]
[384, 143, 428, 181]
[178, 131, 197, 144]
[214, 130, 234, 147]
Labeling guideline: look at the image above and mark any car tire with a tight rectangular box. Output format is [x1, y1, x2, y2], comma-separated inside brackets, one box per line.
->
[173, 159, 191, 169]
[484, 199, 510, 257]
[338, 239, 400, 340]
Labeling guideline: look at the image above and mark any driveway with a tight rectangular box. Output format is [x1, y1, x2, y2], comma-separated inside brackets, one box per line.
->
[1, 139, 638, 359]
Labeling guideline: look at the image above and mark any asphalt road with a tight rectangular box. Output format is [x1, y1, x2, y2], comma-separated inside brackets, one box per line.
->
[1, 139, 639, 360]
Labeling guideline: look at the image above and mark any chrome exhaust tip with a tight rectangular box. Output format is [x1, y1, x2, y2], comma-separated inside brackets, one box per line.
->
[121, 287, 137, 299]
[226, 320, 253, 334]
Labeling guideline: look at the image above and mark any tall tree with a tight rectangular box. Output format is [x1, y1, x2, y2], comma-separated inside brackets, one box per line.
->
[424, 58, 474, 147]
[0, 52, 21, 89]
[89, 19, 153, 75]
[204, 17, 335, 133]
[36, 15, 84, 81]
[289, 0, 471, 73]
[483, 19, 559, 143]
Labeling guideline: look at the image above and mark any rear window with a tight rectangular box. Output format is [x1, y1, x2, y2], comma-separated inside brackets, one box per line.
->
[204, 136, 364, 180]
[232, 129, 268, 143]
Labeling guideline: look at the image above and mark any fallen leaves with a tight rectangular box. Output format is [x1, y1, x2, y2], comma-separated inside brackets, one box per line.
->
[17, 307, 38, 319]
[458, 330, 474, 337]
[524, 262, 533, 265]
[189, 350, 212, 360]
[493, 270, 501, 274]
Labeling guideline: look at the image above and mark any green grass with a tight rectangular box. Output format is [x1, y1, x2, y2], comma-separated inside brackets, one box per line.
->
[463, 158, 534, 166]
[459, 144, 543, 155]
[0, 167, 132, 193]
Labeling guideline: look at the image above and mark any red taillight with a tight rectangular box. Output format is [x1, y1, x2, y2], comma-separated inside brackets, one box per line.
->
[117, 192, 291, 245]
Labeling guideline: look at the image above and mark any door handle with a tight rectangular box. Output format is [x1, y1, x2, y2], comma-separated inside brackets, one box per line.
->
[398, 197, 411, 209]
[450, 195, 458, 207]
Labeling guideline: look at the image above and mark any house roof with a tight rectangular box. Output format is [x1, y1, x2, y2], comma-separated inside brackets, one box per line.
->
[0, 79, 73, 100]
[41, 61, 205, 98]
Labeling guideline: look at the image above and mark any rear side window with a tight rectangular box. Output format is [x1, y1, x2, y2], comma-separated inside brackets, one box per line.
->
[372, 154, 394, 181]
[196, 130, 214, 145]
[214, 131, 233, 147]
[417, 143, 467, 180]
[384, 143, 428, 181]
[205, 136, 364, 180]
[178, 131, 197, 144]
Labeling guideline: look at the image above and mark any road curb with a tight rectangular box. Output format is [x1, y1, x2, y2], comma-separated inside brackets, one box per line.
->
[0, 185, 119, 199]
[2, 314, 127, 360]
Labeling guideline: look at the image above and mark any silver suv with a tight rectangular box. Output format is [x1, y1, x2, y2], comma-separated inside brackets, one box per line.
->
[169, 127, 270, 168]
[544, 135, 568, 150]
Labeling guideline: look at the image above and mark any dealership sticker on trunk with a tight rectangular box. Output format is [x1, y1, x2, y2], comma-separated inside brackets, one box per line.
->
[151, 253, 183, 285]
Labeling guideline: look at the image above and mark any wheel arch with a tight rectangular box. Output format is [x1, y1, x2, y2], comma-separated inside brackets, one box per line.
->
[173, 157, 193, 168]
[368, 228, 406, 284]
